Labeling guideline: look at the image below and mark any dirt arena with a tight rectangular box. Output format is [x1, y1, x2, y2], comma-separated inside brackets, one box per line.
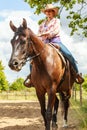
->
[0, 101, 80, 130]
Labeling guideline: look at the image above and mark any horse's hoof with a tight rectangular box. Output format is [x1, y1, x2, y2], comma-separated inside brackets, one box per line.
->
[62, 124, 68, 128]
[52, 122, 58, 130]
[52, 127, 58, 130]
[63, 119, 68, 128]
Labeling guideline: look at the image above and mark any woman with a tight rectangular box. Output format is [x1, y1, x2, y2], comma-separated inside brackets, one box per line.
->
[24, 4, 84, 87]
[37, 4, 84, 84]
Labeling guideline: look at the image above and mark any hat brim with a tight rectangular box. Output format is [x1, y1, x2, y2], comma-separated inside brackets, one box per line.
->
[42, 7, 59, 16]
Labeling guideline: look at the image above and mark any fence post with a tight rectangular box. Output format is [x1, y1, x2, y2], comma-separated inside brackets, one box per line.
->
[75, 86, 76, 101]
[72, 83, 76, 101]
[72, 86, 74, 99]
[24, 90, 27, 100]
[80, 73, 82, 106]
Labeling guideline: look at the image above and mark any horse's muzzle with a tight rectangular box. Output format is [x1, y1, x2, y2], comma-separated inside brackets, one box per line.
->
[8, 58, 22, 71]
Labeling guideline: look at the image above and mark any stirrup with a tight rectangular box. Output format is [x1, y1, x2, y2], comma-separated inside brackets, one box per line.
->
[24, 74, 33, 88]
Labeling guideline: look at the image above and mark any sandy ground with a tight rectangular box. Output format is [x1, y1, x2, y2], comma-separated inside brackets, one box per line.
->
[0, 100, 80, 130]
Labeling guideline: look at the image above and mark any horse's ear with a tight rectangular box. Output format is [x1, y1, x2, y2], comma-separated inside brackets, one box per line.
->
[9, 21, 17, 32]
[22, 18, 27, 29]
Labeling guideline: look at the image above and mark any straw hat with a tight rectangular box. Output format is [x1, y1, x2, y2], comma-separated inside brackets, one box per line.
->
[42, 4, 59, 16]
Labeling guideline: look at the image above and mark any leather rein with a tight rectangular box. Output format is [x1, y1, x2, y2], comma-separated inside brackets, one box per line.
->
[25, 37, 45, 62]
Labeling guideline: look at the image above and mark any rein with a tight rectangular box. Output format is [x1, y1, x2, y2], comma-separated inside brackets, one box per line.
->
[26, 52, 41, 62]
[25, 37, 45, 62]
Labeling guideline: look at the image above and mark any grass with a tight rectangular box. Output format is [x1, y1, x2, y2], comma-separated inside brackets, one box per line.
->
[70, 99, 87, 130]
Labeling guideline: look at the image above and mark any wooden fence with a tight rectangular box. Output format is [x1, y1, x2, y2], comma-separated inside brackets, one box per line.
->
[72, 83, 87, 106]
[0, 89, 38, 101]
[0, 84, 86, 106]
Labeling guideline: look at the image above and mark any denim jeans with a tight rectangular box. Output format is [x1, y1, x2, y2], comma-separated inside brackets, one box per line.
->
[56, 42, 78, 73]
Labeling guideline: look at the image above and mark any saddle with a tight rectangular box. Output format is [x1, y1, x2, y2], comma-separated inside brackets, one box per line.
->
[49, 43, 84, 84]
[49, 43, 66, 66]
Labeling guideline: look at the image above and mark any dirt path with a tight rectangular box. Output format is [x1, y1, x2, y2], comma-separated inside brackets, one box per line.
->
[0, 101, 80, 130]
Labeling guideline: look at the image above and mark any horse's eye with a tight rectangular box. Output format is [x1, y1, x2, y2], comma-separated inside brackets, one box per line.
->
[22, 50, 26, 54]
[22, 34, 26, 37]
[22, 40, 26, 44]
[20, 40, 26, 44]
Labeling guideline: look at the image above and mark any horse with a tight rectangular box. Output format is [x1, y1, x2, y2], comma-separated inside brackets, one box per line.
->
[8, 18, 75, 130]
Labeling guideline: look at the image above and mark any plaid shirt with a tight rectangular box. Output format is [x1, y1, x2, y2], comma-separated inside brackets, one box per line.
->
[38, 18, 60, 42]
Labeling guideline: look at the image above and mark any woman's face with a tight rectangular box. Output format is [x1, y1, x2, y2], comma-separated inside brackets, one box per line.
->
[45, 10, 55, 19]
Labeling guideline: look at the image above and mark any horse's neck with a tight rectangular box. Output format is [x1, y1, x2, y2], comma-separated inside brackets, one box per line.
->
[30, 30, 44, 52]
[28, 29, 46, 69]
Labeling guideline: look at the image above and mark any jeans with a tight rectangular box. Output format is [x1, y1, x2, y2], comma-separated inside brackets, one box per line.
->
[56, 42, 78, 73]
[45, 37, 78, 73]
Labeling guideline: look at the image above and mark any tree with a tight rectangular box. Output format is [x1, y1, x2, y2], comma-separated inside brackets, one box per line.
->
[24, 0, 87, 37]
[82, 74, 87, 91]
[0, 61, 9, 91]
[10, 78, 25, 91]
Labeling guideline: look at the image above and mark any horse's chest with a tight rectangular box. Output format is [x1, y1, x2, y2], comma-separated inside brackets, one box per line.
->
[32, 69, 51, 89]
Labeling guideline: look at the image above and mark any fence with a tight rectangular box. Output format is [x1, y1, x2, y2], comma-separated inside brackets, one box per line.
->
[72, 83, 87, 106]
[0, 84, 87, 106]
[0, 88, 38, 101]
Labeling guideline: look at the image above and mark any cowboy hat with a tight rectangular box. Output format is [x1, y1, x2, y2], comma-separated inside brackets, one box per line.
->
[41, 4, 59, 16]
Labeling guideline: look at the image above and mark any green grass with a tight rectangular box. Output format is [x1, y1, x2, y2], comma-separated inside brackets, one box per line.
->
[70, 99, 87, 130]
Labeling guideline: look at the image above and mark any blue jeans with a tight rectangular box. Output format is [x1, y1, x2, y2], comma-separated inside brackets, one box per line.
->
[56, 42, 78, 73]
[45, 37, 78, 73]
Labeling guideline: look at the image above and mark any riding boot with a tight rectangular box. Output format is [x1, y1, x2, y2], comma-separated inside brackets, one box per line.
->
[75, 73, 84, 84]
[24, 74, 33, 88]
[71, 67, 84, 84]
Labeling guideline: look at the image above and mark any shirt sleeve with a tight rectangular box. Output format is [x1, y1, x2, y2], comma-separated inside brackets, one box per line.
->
[38, 21, 45, 36]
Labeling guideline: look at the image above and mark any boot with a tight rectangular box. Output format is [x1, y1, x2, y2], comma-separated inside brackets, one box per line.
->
[24, 74, 33, 88]
[75, 73, 84, 84]
[71, 66, 84, 84]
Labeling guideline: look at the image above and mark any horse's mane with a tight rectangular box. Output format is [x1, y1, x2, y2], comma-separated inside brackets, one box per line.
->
[28, 28, 45, 49]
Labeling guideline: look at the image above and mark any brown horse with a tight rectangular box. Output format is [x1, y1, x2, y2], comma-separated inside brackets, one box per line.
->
[8, 18, 75, 130]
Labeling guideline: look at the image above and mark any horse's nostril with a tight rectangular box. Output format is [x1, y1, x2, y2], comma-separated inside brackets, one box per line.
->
[13, 61, 18, 66]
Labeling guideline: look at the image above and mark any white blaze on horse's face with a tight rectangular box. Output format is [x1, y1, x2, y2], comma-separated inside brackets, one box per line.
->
[15, 35, 19, 40]
[14, 42, 20, 56]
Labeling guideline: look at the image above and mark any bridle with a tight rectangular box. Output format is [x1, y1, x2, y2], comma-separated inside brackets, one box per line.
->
[23, 36, 45, 63]
[12, 26, 45, 65]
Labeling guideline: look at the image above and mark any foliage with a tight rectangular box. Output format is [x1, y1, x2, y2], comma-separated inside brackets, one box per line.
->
[71, 99, 87, 129]
[0, 61, 9, 91]
[73, 74, 87, 91]
[9, 78, 25, 91]
[24, 0, 87, 37]
[82, 74, 87, 91]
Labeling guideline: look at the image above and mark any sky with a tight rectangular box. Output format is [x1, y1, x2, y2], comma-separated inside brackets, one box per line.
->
[0, 0, 87, 83]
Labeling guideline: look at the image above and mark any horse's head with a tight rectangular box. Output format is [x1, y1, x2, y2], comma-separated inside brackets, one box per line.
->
[9, 18, 33, 71]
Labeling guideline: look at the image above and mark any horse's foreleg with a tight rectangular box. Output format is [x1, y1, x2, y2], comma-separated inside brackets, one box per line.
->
[46, 86, 56, 130]
[36, 92, 47, 128]
[52, 95, 59, 130]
